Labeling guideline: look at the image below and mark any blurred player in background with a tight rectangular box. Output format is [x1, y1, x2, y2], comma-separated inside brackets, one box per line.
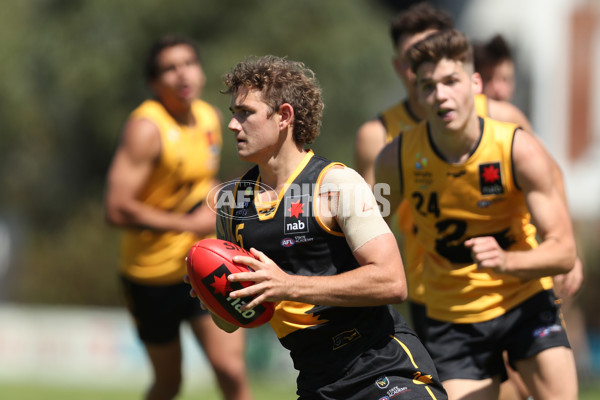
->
[473, 34, 515, 103]
[198, 54, 447, 400]
[355, 1, 453, 342]
[376, 28, 578, 400]
[104, 34, 252, 400]
[475, 32, 589, 399]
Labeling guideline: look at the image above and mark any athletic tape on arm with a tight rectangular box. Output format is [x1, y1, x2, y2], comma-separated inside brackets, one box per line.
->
[320, 167, 391, 251]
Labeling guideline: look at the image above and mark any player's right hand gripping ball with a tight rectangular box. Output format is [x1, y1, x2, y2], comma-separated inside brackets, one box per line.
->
[186, 238, 275, 328]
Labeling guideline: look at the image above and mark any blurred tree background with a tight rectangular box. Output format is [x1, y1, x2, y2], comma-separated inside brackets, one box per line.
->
[0, 0, 404, 306]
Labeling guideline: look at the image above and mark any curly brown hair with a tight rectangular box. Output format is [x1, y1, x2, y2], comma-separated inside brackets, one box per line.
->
[222, 55, 323, 145]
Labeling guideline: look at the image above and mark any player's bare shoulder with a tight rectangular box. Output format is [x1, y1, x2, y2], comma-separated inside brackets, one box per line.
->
[120, 117, 162, 162]
[512, 128, 553, 190]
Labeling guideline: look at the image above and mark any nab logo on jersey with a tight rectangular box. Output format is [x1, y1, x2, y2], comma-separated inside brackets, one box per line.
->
[284, 194, 309, 234]
[479, 162, 504, 195]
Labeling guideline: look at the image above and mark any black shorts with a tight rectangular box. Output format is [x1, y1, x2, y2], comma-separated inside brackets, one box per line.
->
[299, 332, 447, 400]
[408, 301, 428, 342]
[120, 275, 208, 344]
[425, 289, 571, 382]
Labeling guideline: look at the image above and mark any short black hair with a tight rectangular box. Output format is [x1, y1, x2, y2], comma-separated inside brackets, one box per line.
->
[144, 34, 201, 81]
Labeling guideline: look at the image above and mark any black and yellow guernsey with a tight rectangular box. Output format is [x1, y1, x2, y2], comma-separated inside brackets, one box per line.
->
[227, 151, 410, 389]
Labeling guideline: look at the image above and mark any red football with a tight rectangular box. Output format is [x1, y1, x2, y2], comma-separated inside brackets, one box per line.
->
[186, 238, 275, 328]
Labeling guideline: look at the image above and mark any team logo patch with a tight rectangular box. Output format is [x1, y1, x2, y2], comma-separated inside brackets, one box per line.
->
[413, 371, 434, 384]
[284, 194, 309, 234]
[479, 162, 504, 195]
[375, 376, 390, 389]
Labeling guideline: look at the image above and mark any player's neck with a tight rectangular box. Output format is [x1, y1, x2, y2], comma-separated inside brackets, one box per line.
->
[430, 113, 481, 164]
[259, 145, 309, 193]
[163, 100, 196, 126]
[406, 96, 427, 121]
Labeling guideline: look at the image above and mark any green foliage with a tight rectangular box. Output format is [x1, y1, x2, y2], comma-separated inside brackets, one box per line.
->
[0, 0, 402, 305]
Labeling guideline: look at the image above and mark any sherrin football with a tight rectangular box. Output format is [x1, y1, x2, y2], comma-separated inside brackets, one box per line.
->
[186, 238, 275, 328]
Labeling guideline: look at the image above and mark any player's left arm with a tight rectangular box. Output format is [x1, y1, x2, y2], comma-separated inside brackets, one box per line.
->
[488, 99, 583, 291]
[374, 136, 404, 224]
[227, 167, 407, 310]
[354, 118, 388, 187]
[526, 132, 584, 296]
[466, 128, 576, 279]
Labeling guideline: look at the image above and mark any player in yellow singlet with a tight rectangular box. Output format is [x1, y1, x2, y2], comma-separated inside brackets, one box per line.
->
[376, 29, 578, 400]
[355, 3, 534, 342]
[104, 35, 252, 400]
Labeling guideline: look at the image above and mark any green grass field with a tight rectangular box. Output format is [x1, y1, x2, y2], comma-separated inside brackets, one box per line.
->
[0, 378, 296, 400]
[1, 379, 599, 399]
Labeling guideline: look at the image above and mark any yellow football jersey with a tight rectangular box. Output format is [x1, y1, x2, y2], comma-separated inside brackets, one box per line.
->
[380, 94, 490, 304]
[400, 117, 552, 323]
[120, 99, 222, 284]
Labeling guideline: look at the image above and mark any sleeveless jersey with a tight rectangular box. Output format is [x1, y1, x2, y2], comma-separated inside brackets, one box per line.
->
[226, 151, 408, 389]
[379, 95, 490, 305]
[120, 99, 222, 284]
[399, 117, 552, 323]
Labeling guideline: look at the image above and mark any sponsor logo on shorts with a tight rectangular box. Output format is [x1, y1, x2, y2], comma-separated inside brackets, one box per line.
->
[386, 386, 410, 398]
[378, 397, 390, 400]
[533, 323, 563, 338]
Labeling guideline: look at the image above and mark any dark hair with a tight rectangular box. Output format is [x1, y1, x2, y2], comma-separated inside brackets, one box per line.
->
[473, 34, 513, 73]
[144, 34, 200, 81]
[390, 2, 453, 49]
[222, 55, 323, 145]
[406, 29, 473, 74]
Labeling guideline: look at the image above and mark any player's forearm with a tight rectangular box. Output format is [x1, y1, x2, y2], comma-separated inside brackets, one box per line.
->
[505, 239, 576, 280]
[106, 199, 208, 234]
[286, 265, 407, 307]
